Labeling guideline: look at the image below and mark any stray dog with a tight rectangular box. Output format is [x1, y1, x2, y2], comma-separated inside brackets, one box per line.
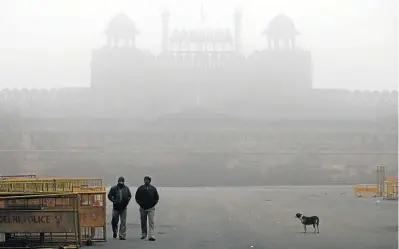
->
[295, 213, 319, 233]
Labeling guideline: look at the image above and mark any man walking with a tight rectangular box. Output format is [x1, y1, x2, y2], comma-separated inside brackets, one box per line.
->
[135, 176, 159, 241]
[107, 176, 131, 240]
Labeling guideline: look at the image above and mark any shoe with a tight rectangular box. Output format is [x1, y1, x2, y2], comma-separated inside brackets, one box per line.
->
[140, 235, 146, 240]
[119, 237, 126, 240]
[149, 237, 156, 241]
[113, 233, 117, 239]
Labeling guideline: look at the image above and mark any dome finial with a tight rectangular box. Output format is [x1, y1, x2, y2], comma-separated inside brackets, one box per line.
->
[106, 13, 138, 48]
[263, 14, 299, 50]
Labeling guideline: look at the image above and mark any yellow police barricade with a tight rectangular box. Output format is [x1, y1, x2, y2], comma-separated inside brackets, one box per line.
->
[0, 178, 107, 242]
[0, 193, 81, 248]
[22, 178, 107, 242]
[353, 184, 378, 197]
[384, 178, 398, 200]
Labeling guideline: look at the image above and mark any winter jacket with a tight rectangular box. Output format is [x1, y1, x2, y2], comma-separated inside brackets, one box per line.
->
[108, 184, 132, 211]
[135, 185, 159, 210]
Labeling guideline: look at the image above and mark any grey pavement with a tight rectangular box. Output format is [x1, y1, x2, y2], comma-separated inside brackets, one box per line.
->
[95, 186, 398, 249]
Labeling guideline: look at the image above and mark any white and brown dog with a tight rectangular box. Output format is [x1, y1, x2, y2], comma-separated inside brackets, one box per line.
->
[295, 213, 320, 233]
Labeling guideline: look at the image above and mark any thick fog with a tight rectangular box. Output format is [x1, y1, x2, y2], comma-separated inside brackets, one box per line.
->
[0, 0, 397, 90]
[0, 0, 397, 186]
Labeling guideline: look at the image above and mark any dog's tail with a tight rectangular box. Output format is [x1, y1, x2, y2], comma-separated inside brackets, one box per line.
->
[316, 217, 320, 226]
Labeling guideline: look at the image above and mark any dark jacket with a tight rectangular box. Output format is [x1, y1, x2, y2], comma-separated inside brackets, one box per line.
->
[108, 184, 132, 211]
[135, 185, 159, 210]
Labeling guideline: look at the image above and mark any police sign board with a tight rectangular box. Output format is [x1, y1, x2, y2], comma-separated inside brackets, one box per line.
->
[0, 210, 77, 233]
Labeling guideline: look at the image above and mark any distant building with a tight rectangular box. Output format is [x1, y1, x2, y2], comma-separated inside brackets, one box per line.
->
[0, 9, 397, 185]
[1, 9, 396, 118]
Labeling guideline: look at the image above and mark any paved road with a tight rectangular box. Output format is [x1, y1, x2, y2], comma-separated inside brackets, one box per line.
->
[96, 186, 398, 249]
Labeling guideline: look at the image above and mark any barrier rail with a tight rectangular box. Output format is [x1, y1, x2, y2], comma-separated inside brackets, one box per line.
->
[0, 193, 81, 248]
[353, 184, 378, 197]
[0, 178, 105, 193]
[0, 181, 74, 195]
[0, 175, 36, 180]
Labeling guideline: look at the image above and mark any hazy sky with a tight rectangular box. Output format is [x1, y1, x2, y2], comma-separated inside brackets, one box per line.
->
[0, 0, 397, 90]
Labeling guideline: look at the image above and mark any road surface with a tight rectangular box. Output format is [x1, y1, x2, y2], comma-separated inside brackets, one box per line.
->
[95, 186, 398, 249]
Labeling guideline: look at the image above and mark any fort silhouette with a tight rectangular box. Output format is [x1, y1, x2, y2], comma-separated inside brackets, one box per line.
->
[0, 11, 397, 186]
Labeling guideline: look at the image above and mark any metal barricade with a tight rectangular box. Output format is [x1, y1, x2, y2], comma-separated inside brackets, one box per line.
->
[0, 193, 81, 248]
[353, 184, 378, 197]
[0, 178, 107, 242]
[79, 192, 107, 242]
[25, 179, 107, 241]
[384, 179, 398, 200]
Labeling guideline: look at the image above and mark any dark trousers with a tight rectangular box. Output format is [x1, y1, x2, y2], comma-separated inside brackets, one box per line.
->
[111, 208, 127, 239]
